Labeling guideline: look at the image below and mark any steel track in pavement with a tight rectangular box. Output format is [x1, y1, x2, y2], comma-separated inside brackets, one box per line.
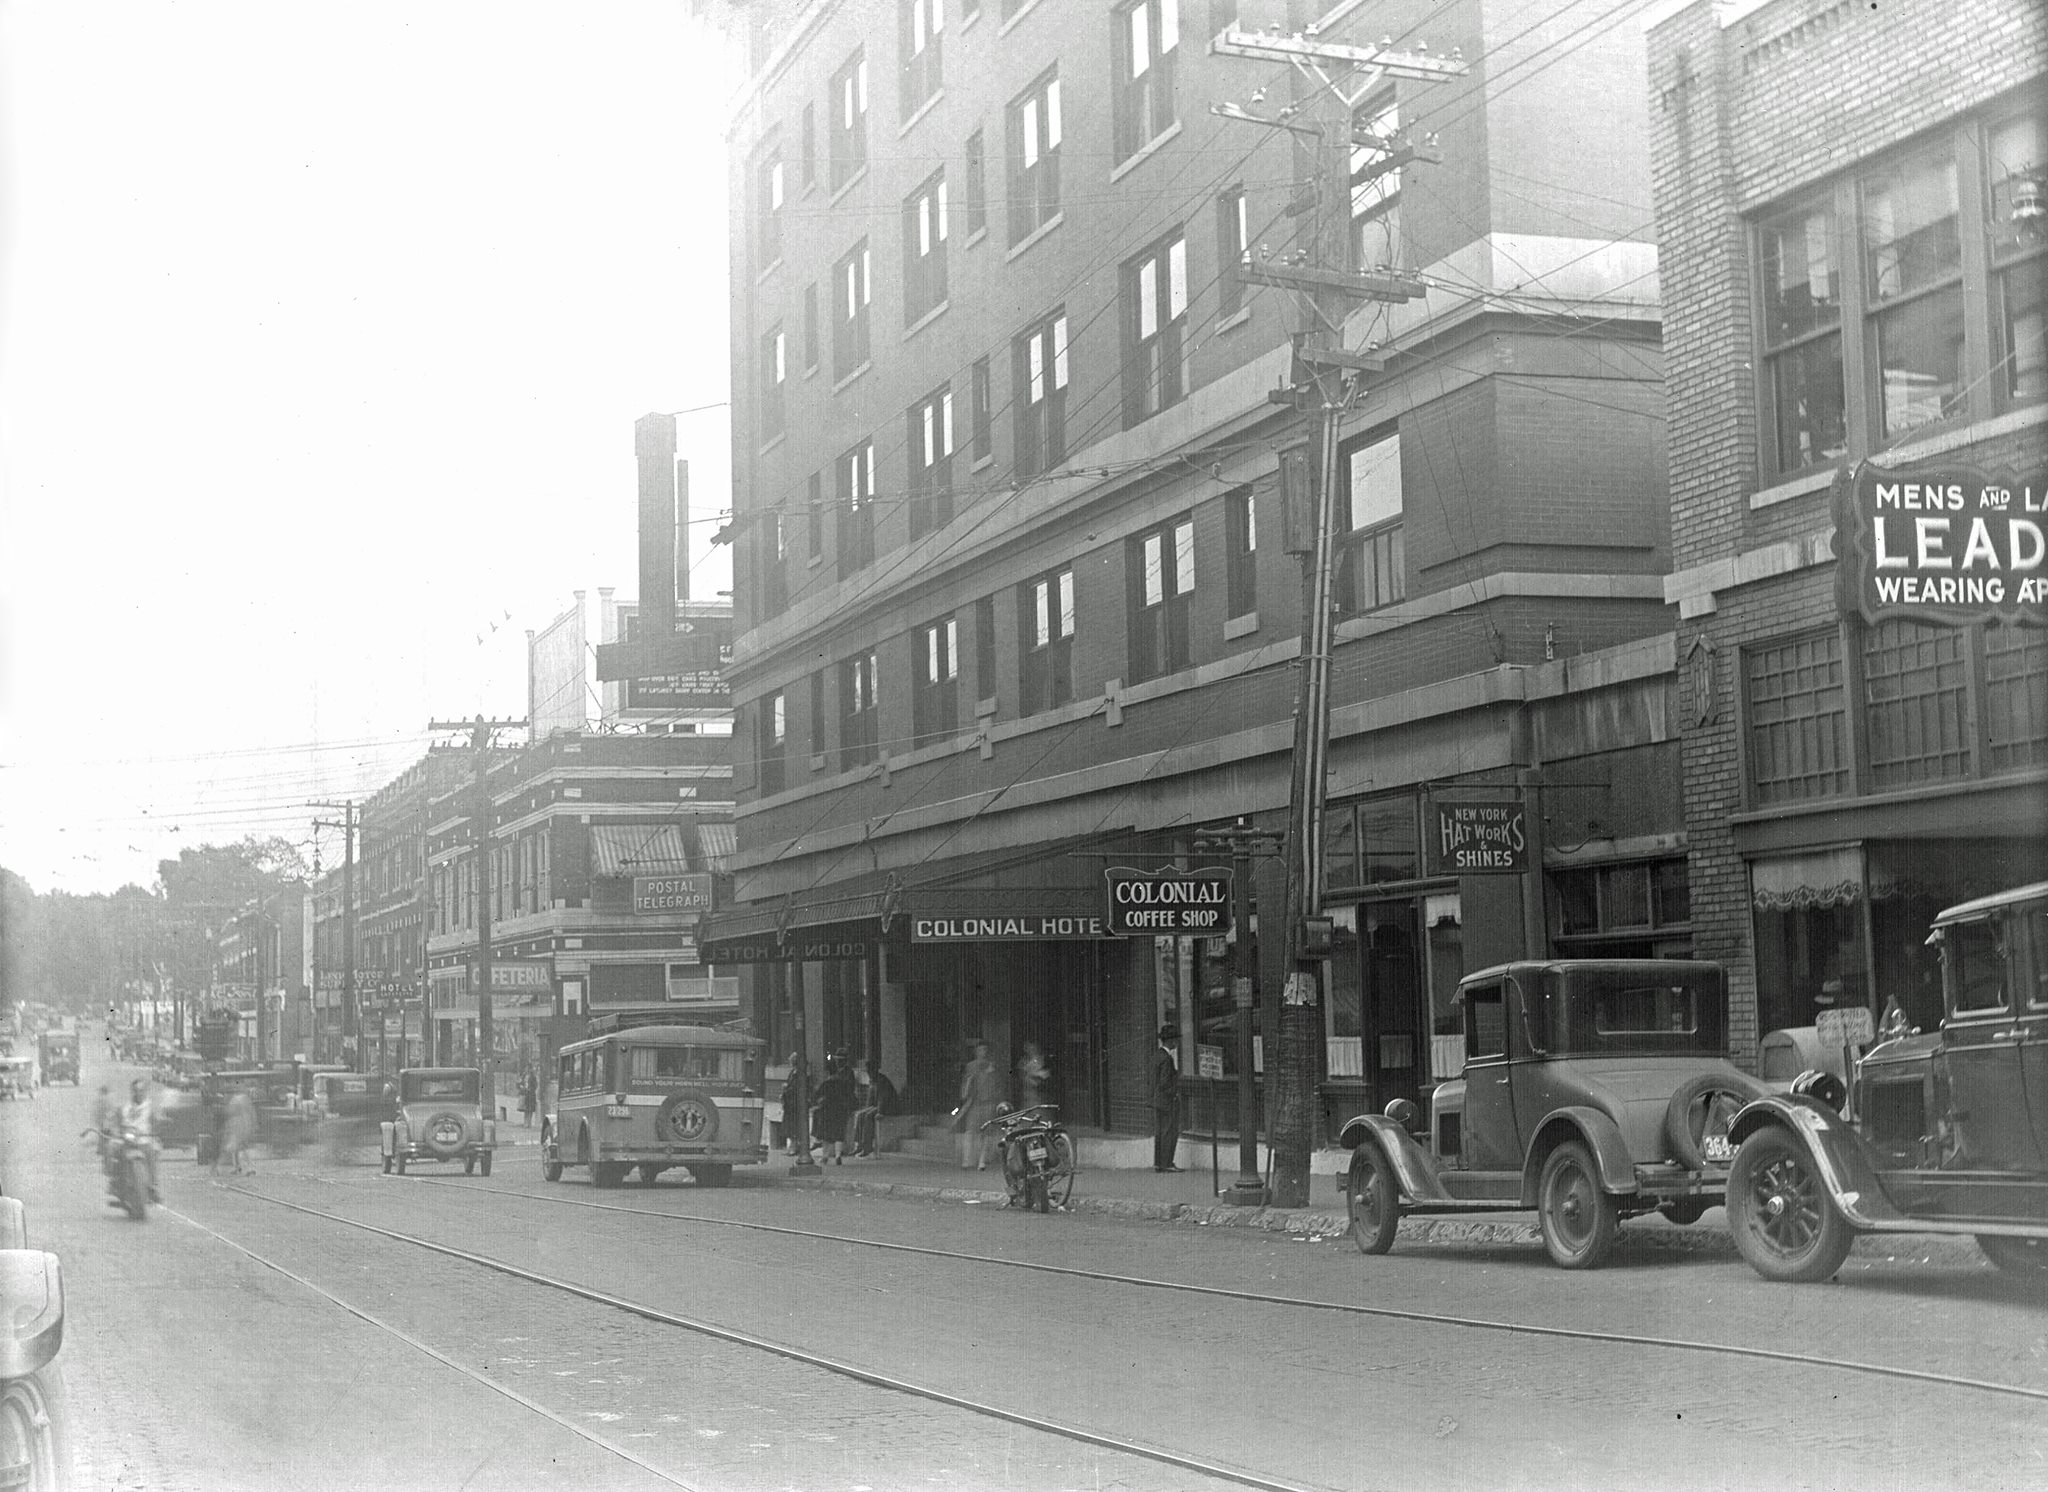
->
[204, 1184, 1340, 1492]
[393, 1172, 2048, 1407]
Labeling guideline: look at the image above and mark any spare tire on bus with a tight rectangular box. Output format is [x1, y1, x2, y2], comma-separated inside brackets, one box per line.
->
[656, 1090, 720, 1145]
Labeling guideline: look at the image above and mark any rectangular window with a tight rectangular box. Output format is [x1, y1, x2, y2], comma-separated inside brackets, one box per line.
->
[1127, 517, 1195, 682]
[899, 0, 943, 118]
[1018, 567, 1075, 714]
[829, 50, 869, 193]
[839, 651, 881, 770]
[907, 384, 956, 538]
[757, 690, 786, 797]
[1013, 309, 1068, 479]
[1217, 184, 1248, 318]
[1758, 199, 1846, 474]
[760, 325, 786, 444]
[976, 595, 998, 702]
[1112, 0, 1178, 163]
[964, 128, 988, 238]
[1745, 630, 1849, 804]
[838, 439, 876, 573]
[809, 670, 827, 756]
[1123, 229, 1190, 426]
[1224, 484, 1256, 618]
[801, 102, 816, 189]
[913, 615, 959, 746]
[1350, 95, 1402, 271]
[903, 169, 950, 324]
[833, 238, 872, 379]
[756, 507, 788, 619]
[1990, 112, 2047, 405]
[971, 356, 993, 462]
[1864, 149, 1964, 439]
[1007, 68, 1061, 245]
[1862, 619, 1973, 789]
[752, 147, 784, 273]
[807, 470, 824, 561]
[1334, 429, 1404, 615]
[803, 282, 819, 372]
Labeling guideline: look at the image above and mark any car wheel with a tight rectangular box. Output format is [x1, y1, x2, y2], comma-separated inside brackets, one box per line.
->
[1658, 1199, 1711, 1226]
[1727, 1126, 1854, 1283]
[1538, 1141, 1619, 1269]
[1663, 1074, 1769, 1172]
[0, 1366, 69, 1492]
[1977, 1234, 2048, 1281]
[479, 1151, 492, 1178]
[541, 1131, 563, 1183]
[686, 1164, 733, 1188]
[1347, 1143, 1400, 1255]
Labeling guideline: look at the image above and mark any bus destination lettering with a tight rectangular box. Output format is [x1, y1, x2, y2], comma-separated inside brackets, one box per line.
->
[1102, 867, 1234, 936]
[1426, 798, 1529, 875]
[1834, 460, 2048, 626]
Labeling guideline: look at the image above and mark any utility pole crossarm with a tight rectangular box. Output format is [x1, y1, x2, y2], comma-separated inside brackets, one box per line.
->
[1210, 28, 1468, 84]
[1240, 261, 1426, 302]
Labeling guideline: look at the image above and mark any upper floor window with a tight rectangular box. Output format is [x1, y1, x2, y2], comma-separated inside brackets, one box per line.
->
[1014, 309, 1069, 479]
[1863, 147, 1965, 439]
[840, 651, 881, 770]
[1123, 229, 1189, 426]
[903, 169, 950, 324]
[908, 384, 956, 538]
[801, 102, 817, 189]
[1224, 484, 1256, 619]
[1744, 629, 1850, 804]
[1989, 112, 2046, 402]
[756, 507, 788, 620]
[752, 148, 785, 273]
[975, 594, 998, 702]
[913, 614, 959, 747]
[838, 439, 876, 574]
[830, 50, 869, 192]
[834, 239, 873, 379]
[900, 0, 943, 118]
[1351, 94, 1402, 270]
[1018, 566, 1075, 714]
[1217, 184, 1249, 318]
[760, 325, 786, 444]
[809, 670, 828, 756]
[1127, 517, 1194, 683]
[807, 470, 824, 561]
[757, 690, 786, 797]
[1334, 429, 1404, 615]
[803, 282, 820, 373]
[1007, 68, 1061, 245]
[964, 128, 989, 239]
[1112, 0, 1178, 163]
[1758, 197, 1847, 474]
[971, 356, 993, 462]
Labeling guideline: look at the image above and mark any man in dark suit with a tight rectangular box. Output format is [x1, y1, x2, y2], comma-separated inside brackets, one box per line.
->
[1151, 1025, 1182, 1172]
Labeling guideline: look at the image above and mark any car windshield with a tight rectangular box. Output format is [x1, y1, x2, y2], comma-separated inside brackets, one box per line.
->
[1543, 967, 1727, 1055]
[403, 1074, 476, 1102]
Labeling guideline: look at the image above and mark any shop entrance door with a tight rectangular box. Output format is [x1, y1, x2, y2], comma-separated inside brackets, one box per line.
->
[1363, 900, 1423, 1114]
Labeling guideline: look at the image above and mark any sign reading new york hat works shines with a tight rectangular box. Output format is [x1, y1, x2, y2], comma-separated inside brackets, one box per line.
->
[1102, 867, 1234, 936]
[1833, 460, 2048, 627]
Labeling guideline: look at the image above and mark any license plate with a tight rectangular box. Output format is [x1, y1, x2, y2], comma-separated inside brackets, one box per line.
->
[1025, 1142, 1047, 1162]
[1704, 1134, 1734, 1164]
[606, 1104, 632, 1119]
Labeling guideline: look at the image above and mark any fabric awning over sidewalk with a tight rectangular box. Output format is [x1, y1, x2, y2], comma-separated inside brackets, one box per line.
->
[589, 824, 693, 878]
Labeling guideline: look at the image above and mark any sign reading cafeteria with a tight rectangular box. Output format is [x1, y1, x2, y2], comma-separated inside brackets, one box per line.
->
[1102, 867, 1233, 936]
[1425, 797, 1530, 875]
[1833, 459, 2047, 626]
[912, 913, 1110, 941]
[632, 873, 713, 914]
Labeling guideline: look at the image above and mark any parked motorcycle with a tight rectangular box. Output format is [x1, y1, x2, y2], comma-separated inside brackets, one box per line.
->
[983, 1104, 1077, 1213]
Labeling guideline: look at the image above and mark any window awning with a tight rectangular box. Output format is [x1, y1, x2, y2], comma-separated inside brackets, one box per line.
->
[1750, 847, 1864, 911]
[697, 821, 737, 873]
[589, 824, 693, 878]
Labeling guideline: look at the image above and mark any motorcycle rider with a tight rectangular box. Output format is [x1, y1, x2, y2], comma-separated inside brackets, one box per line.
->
[117, 1078, 162, 1203]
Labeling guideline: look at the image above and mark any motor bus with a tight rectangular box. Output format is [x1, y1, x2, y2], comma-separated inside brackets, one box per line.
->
[541, 1022, 767, 1188]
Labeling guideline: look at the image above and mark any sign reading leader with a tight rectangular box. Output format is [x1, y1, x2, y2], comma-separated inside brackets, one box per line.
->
[1103, 866, 1233, 936]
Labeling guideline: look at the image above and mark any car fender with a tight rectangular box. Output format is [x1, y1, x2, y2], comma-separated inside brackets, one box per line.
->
[1726, 1094, 1909, 1228]
[0, 1250, 63, 1378]
[1335, 1114, 1452, 1203]
[1522, 1107, 1637, 1204]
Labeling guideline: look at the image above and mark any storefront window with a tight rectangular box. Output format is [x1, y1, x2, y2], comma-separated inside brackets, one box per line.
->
[1359, 795, 1419, 883]
[1751, 897, 1867, 1037]
[1552, 860, 1692, 958]
[1325, 905, 1363, 1077]
[1324, 805, 1361, 891]
[1425, 893, 1464, 1082]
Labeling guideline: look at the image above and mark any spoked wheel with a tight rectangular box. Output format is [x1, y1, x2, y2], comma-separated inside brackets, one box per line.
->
[124, 1157, 150, 1221]
[1727, 1126, 1853, 1283]
[1977, 1234, 2048, 1281]
[1538, 1141, 1618, 1269]
[1044, 1132, 1077, 1208]
[1000, 1139, 1029, 1208]
[0, 1369, 68, 1492]
[1347, 1143, 1399, 1255]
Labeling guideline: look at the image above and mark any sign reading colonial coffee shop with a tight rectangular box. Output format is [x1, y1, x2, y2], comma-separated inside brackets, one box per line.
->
[1101, 867, 1233, 936]
[1833, 459, 2048, 626]
[1425, 796, 1530, 875]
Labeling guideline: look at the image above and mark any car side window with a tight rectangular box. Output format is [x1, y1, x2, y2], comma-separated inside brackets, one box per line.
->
[2030, 908, 2048, 1011]
[1465, 983, 1507, 1061]
[1947, 919, 2011, 1016]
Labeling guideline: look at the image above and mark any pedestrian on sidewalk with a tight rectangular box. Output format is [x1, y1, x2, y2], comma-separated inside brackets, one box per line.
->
[1151, 1025, 1182, 1172]
[849, 1063, 897, 1156]
[956, 1040, 1000, 1171]
[1016, 1042, 1050, 1111]
[809, 1052, 855, 1165]
[519, 1069, 538, 1128]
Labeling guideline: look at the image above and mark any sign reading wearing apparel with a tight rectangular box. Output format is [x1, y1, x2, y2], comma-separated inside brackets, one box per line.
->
[1101, 867, 1233, 936]
[1832, 458, 2048, 626]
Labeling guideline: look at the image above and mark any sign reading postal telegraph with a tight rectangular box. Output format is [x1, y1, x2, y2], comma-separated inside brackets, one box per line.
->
[1833, 460, 2047, 627]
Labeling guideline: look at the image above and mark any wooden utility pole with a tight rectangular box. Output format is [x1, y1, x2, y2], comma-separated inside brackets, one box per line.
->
[428, 715, 526, 1120]
[1211, 3, 1459, 1205]
[310, 801, 360, 1066]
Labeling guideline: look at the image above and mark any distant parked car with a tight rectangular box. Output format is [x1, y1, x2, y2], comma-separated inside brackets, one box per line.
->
[1725, 881, 2048, 1284]
[1339, 960, 1768, 1269]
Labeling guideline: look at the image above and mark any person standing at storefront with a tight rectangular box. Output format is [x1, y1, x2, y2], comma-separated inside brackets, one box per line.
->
[1016, 1042, 1050, 1111]
[956, 1041, 1000, 1171]
[1151, 1025, 1182, 1172]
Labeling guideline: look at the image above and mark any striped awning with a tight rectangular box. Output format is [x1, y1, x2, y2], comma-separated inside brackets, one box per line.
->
[589, 824, 692, 878]
[697, 821, 736, 872]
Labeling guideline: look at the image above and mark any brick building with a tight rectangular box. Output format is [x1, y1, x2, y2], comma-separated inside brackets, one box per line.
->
[713, 0, 1687, 1139]
[1648, 0, 2047, 1057]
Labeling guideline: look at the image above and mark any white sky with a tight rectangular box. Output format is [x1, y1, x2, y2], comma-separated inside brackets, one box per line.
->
[0, 1, 739, 896]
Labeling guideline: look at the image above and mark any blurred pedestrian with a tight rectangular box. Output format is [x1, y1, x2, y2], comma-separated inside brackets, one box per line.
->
[809, 1053, 855, 1165]
[1016, 1042, 1050, 1111]
[957, 1041, 1000, 1171]
[849, 1064, 898, 1157]
[1151, 1025, 1182, 1172]
[219, 1087, 259, 1176]
[519, 1069, 538, 1128]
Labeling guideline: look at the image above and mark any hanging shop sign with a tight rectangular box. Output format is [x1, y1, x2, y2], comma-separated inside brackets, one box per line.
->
[1425, 796, 1530, 875]
[632, 873, 714, 915]
[912, 913, 1111, 941]
[1832, 459, 2048, 627]
[700, 930, 875, 963]
[1102, 867, 1234, 936]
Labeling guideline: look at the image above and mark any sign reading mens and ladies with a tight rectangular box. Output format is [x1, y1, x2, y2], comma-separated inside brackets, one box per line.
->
[1834, 460, 2047, 626]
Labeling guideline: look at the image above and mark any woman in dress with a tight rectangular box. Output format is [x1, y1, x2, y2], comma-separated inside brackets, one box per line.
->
[957, 1040, 1001, 1171]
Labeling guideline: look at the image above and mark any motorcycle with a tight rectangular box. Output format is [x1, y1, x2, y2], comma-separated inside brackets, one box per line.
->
[983, 1104, 1077, 1213]
[86, 1127, 152, 1220]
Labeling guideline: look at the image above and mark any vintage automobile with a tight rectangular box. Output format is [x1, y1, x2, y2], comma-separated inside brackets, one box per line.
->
[35, 1032, 77, 1087]
[1339, 960, 1768, 1269]
[0, 1059, 34, 1102]
[309, 1072, 395, 1164]
[1724, 881, 2048, 1284]
[380, 1068, 495, 1176]
[0, 1195, 70, 1489]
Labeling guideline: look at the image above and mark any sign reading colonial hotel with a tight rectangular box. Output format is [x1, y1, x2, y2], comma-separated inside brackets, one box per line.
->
[913, 911, 1109, 941]
[1834, 460, 2048, 626]
[1102, 867, 1233, 936]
